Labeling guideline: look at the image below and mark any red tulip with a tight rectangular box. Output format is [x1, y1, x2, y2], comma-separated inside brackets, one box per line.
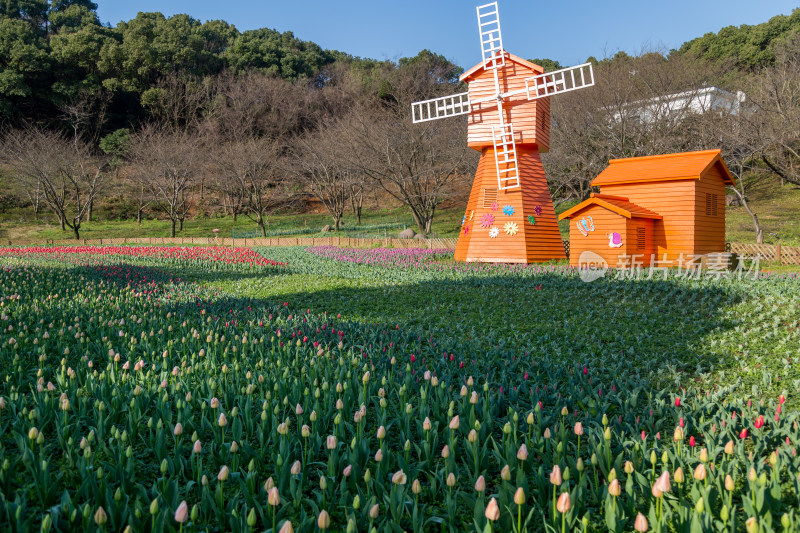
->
[675, 397, 681, 407]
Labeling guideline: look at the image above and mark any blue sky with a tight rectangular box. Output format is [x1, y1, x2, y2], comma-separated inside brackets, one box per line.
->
[96, 1, 798, 69]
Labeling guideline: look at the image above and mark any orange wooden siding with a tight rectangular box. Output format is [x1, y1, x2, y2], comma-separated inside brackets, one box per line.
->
[693, 167, 727, 256]
[462, 53, 550, 152]
[600, 180, 698, 262]
[454, 147, 565, 263]
[565, 205, 654, 268]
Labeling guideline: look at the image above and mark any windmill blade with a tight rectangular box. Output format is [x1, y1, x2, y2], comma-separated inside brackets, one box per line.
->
[477, 2, 504, 70]
[411, 92, 471, 123]
[525, 63, 595, 100]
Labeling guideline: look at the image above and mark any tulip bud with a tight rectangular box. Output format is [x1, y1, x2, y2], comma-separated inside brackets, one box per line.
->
[725, 474, 735, 491]
[446, 472, 456, 487]
[377, 426, 386, 440]
[412, 479, 421, 494]
[550, 465, 562, 486]
[745, 517, 758, 533]
[218, 465, 229, 481]
[501, 464, 511, 481]
[291, 461, 301, 476]
[634, 512, 648, 532]
[475, 475, 486, 492]
[608, 479, 621, 497]
[693, 464, 706, 481]
[317, 510, 330, 530]
[326, 435, 336, 450]
[449, 415, 459, 430]
[369, 504, 379, 519]
[556, 492, 570, 513]
[150, 499, 159, 515]
[391, 470, 407, 485]
[624, 461, 634, 475]
[441, 445, 449, 459]
[174, 501, 188, 523]
[485, 498, 500, 521]
[673, 426, 683, 441]
[517, 444, 529, 461]
[574, 422, 584, 436]
[720, 505, 729, 521]
[674, 467, 685, 484]
[514, 487, 525, 505]
[353, 495, 361, 509]
[699, 448, 709, 463]
[468, 429, 478, 443]
[94, 507, 107, 526]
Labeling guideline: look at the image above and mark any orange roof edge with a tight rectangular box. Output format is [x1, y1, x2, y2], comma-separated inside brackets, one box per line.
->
[607, 149, 722, 165]
[591, 193, 629, 201]
[593, 149, 735, 187]
[460, 51, 544, 82]
[559, 196, 663, 221]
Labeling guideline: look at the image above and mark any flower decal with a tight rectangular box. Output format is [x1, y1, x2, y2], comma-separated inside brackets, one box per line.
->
[489, 227, 500, 238]
[504, 221, 518, 235]
[490, 202, 498, 211]
[461, 215, 466, 226]
[480, 213, 495, 228]
[534, 205, 542, 216]
[468, 210, 474, 221]
[463, 225, 470, 235]
[527, 215, 536, 226]
[502, 205, 515, 216]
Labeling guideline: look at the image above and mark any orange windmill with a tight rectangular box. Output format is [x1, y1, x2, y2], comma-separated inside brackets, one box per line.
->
[411, 2, 595, 262]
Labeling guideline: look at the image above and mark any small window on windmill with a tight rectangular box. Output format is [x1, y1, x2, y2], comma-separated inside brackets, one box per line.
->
[705, 193, 713, 216]
[636, 227, 646, 250]
[712, 194, 718, 216]
[483, 188, 497, 208]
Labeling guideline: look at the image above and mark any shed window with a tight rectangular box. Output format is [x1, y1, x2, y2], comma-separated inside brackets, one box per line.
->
[483, 188, 497, 208]
[636, 226, 646, 250]
[705, 193, 718, 216]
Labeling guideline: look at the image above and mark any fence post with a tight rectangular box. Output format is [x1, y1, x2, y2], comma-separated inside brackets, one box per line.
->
[776, 242, 782, 264]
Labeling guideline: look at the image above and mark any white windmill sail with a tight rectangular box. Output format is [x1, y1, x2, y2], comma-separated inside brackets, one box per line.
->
[411, 92, 470, 124]
[476, 2, 505, 70]
[409, 2, 596, 192]
[525, 63, 595, 100]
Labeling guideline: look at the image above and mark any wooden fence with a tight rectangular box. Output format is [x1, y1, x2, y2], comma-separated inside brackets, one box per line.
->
[5, 236, 797, 264]
[728, 242, 800, 265]
[36, 236, 464, 250]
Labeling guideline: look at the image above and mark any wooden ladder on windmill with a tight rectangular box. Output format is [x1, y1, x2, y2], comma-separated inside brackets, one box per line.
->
[492, 123, 520, 190]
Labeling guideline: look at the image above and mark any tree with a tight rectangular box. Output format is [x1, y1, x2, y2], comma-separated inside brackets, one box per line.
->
[295, 120, 352, 231]
[128, 126, 199, 237]
[752, 36, 800, 187]
[544, 52, 728, 204]
[213, 137, 294, 237]
[1, 126, 107, 239]
[338, 51, 475, 234]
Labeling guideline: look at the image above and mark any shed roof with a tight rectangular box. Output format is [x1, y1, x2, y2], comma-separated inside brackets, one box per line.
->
[460, 51, 544, 83]
[558, 194, 663, 221]
[591, 149, 735, 187]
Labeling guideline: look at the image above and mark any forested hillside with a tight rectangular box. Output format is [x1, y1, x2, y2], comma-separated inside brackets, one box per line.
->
[1, 1, 798, 244]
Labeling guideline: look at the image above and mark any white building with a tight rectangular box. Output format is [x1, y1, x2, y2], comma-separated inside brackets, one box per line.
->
[613, 86, 747, 124]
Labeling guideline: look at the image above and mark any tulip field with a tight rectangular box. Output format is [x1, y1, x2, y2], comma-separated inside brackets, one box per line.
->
[0, 245, 799, 532]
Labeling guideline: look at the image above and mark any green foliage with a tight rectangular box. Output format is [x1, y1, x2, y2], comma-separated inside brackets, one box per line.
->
[528, 58, 563, 72]
[0, 246, 798, 532]
[678, 8, 800, 70]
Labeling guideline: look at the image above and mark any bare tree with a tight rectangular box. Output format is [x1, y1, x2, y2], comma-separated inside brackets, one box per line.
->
[751, 36, 800, 187]
[295, 121, 352, 230]
[213, 137, 294, 237]
[544, 52, 728, 203]
[1, 127, 107, 239]
[207, 72, 312, 142]
[128, 126, 200, 237]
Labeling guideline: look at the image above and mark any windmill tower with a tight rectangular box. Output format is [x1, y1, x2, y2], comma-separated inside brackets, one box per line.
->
[411, 2, 594, 263]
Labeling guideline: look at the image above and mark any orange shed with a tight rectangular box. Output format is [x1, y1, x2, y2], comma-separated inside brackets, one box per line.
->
[559, 194, 661, 267]
[559, 149, 734, 267]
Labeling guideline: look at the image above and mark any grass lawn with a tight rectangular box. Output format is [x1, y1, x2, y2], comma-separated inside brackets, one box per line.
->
[1, 177, 798, 246]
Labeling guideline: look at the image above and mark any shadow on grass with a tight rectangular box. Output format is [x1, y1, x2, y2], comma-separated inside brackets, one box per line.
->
[176, 264, 744, 384]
